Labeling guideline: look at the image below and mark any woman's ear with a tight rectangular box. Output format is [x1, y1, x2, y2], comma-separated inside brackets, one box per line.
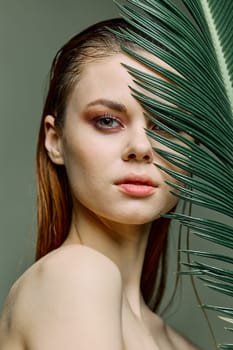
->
[44, 115, 64, 165]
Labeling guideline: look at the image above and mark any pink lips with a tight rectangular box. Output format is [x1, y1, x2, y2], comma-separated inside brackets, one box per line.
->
[115, 175, 157, 197]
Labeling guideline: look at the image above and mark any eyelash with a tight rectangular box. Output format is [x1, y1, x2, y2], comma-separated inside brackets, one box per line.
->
[92, 114, 180, 137]
[149, 121, 180, 137]
[93, 114, 123, 130]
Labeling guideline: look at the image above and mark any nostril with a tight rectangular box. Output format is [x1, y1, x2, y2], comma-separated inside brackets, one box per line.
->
[128, 153, 136, 160]
[143, 154, 153, 163]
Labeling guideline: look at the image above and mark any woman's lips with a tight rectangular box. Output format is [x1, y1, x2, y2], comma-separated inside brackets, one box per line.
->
[115, 175, 158, 197]
[117, 183, 156, 197]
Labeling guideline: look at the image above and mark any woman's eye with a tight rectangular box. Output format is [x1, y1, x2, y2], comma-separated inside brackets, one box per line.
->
[150, 123, 168, 135]
[150, 122, 179, 137]
[94, 116, 122, 130]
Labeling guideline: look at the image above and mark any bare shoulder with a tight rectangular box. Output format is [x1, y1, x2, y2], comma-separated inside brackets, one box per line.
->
[166, 324, 201, 350]
[34, 244, 123, 289]
[0, 245, 124, 350]
[0, 277, 24, 349]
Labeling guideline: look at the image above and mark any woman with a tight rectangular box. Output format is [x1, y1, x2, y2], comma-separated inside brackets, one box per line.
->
[0, 18, 199, 349]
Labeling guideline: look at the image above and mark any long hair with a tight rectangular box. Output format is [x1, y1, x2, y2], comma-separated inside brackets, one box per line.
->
[36, 17, 173, 311]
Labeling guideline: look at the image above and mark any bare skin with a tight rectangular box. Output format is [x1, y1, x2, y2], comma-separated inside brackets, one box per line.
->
[0, 246, 199, 350]
[0, 53, 200, 349]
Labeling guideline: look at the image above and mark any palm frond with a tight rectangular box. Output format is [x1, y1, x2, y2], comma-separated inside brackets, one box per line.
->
[114, 0, 233, 347]
[203, 305, 233, 318]
[219, 345, 233, 350]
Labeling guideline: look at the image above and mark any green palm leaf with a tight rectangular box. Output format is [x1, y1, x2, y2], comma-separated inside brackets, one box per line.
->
[114, 0, 233, 348]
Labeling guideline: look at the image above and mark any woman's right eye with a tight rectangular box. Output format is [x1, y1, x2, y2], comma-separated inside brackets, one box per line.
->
[94, 115, 123, 130]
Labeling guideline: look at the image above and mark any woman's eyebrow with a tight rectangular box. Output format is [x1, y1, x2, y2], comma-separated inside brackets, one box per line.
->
[86, 99, 127, 113]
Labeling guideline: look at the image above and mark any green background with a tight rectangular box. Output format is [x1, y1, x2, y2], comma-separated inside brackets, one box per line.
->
[0, 1, 231, 349]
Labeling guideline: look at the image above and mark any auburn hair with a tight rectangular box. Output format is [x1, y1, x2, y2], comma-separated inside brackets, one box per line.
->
[36, 17, 173, 311]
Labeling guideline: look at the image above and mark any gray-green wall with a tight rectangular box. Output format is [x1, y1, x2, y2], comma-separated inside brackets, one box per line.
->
[0, 1, 231, 349]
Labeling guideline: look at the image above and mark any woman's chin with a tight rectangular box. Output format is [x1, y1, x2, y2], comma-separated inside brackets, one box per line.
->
[110, 213, 160, 226]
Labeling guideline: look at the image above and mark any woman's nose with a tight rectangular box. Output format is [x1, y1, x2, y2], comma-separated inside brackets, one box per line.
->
[122, 126, 154, 163]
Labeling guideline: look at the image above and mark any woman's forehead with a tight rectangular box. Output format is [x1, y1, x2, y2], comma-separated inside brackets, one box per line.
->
[71, 52, 175, 102]
[79, 51, 174, 78]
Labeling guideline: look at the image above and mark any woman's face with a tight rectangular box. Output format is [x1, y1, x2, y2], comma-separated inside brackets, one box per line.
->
[46, 52, 184, 225]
